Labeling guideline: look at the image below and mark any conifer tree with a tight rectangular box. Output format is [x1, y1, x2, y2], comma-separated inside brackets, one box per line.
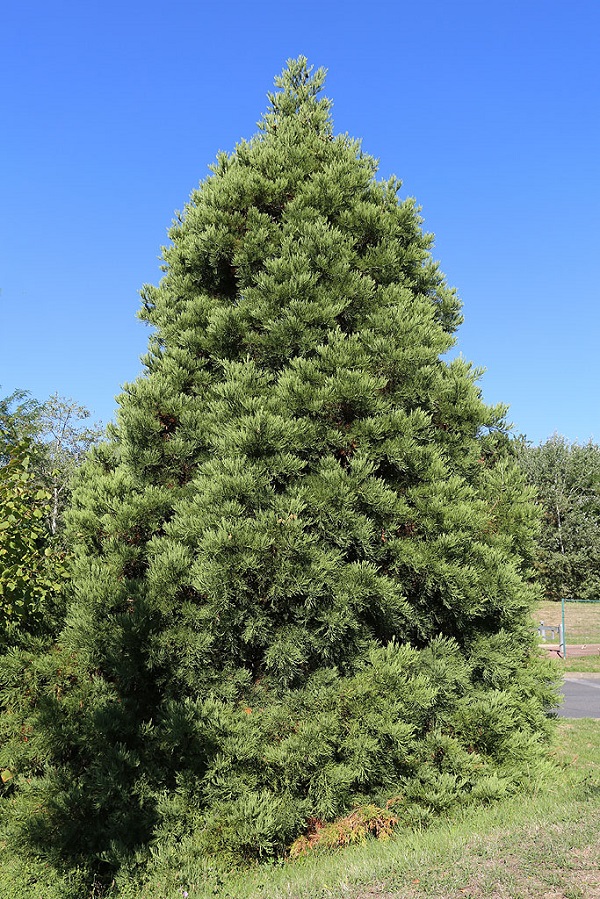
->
[0, 59, 557, 878]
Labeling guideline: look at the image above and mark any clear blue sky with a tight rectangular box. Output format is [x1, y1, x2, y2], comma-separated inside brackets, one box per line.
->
[2, 0, 598, 445]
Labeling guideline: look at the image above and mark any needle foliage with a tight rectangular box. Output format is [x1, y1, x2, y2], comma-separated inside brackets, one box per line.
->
[0, 59, 557, 883]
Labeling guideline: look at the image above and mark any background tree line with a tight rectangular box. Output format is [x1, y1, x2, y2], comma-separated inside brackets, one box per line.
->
[518, 434, 600, 602]
[0, 388, 103, 648]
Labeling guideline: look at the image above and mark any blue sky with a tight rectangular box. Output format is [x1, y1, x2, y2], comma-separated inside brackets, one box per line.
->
[1, 0, 598, 444]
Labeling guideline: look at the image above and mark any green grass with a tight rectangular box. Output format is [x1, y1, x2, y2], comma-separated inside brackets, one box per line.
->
[2, 721, 599, 899]
[538, 652, 600, 674]
[562, 655, 600, 674]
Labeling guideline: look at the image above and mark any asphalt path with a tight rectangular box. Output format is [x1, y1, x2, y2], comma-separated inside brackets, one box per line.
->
[558, 677, 600, 718]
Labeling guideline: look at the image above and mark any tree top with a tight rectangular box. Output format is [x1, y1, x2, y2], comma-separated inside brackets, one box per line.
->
[260, 56, 333, 136]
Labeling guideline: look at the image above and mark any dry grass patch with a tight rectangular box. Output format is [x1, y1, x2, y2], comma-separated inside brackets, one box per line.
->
[349, 818, 600, 898]
[535, 601, 600, 645]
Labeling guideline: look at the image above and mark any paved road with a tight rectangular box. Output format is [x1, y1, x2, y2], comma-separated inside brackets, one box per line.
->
[558, 677, 600, 718]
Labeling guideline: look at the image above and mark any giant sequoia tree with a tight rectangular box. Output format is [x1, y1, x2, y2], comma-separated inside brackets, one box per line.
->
[1, 60, 556, 876]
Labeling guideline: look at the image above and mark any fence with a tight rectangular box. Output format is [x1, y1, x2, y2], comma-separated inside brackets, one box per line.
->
[536, 599, 600, 659]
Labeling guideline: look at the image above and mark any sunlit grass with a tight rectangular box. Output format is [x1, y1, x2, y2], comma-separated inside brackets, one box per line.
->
[561, 655, 600, 674]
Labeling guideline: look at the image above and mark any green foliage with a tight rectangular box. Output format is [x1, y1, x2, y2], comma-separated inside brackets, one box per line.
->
[0, 388, 99, 670]
[0, 444, 69, 648]
[519, 434, 600, 600]
[36, 393, 104, 536]
[0, 58, 558, 885]
[0, 387, 103, 537]
[128, 720, 600, 899]
[0, 389, 43, 466]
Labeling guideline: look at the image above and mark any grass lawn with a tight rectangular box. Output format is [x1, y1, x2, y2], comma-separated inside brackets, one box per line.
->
[563, 656, 600, 674]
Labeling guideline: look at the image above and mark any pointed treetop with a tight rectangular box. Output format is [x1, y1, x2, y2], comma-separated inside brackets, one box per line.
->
[273, 56, 327, 97]
[260, 56, 333, 136]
